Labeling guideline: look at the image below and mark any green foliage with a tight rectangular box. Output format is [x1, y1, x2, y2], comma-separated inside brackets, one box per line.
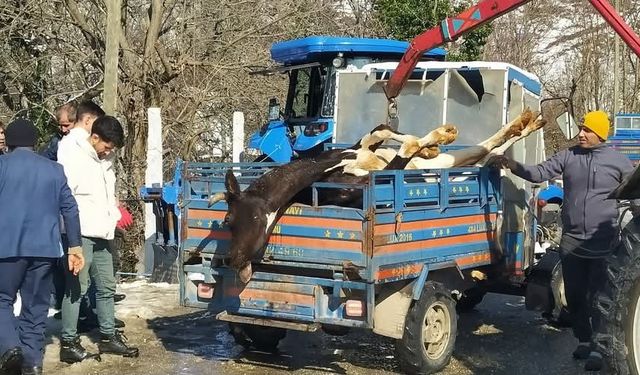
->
[374, 0, 451, 41]
[374, 0, 492, 61]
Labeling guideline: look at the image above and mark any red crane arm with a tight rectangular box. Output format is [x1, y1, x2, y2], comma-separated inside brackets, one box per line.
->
[384, 0, 640, 103]
[588, 0, 640, 57]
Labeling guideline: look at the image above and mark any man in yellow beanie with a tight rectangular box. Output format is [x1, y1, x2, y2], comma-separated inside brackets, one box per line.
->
[581, 110, 611, 143]
[492, 110, 634, 372]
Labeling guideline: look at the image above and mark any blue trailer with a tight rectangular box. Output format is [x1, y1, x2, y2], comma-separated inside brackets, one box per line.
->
[608, 113, 640, 166]
[141, 156, 562, 374]
[151, 161, 503, 372]
[141, 38, 562, 374]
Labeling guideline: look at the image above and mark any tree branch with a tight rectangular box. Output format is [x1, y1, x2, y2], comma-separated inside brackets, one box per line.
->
[155, 43, 178, 83]
[63, 0, 105, 62]
[143, 0, 164, 65]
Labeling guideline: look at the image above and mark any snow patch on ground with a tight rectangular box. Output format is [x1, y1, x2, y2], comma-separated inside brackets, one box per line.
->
[13, 279, 180, 320]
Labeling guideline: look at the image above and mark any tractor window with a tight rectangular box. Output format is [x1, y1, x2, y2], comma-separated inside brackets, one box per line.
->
[321, 67, 336, 117]
[616, 116, 640, 130]
[286, 66, 328, 120]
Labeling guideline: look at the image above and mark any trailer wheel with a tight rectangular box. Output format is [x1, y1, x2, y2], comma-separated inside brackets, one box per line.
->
[595, 229, 640, 375]
[455, 287, 486, 313]
[396, 281, 457, 374]
[229, 323, 286, 352]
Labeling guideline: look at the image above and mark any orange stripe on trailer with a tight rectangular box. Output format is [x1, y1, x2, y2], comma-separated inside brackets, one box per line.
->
[187, 228, 231, 240]
[375, 232, 494, 254]
[375, 252, 494, 281]
[376, 263, 424, 280]
[235, 289, 314, 306]
[187, 228, 362, 250]
[268, 235, 362, 252]
[189, 209, 226, 220]
[277, 216, 362, 231]
[455, 252, 492, 267]
[375, 214, 497, 235]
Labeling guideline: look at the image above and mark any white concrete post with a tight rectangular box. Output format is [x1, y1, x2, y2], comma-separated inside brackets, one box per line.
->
[232, 111, 245, 163]
[143, 107, 163, 273]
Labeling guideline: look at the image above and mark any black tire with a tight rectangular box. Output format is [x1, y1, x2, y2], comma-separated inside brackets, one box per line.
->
[547, 261, 572, 327]
[595, 227, 640, 375]
[455, 287, 486, 313]
[228, 323, 286, 352]
[395, 281, 457, 375]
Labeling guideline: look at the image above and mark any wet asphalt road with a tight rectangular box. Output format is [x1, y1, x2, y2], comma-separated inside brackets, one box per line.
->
[43, 284, 606, 375]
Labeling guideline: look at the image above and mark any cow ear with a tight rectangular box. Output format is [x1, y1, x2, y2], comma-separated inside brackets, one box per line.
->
[225, 170, 241, 196]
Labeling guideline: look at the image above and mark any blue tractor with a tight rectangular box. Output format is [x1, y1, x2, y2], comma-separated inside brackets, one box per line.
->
[243, 36, 446, 162]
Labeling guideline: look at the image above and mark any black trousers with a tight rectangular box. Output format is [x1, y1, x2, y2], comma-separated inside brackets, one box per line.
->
[560, 235, 609, 343]
[0, 257, 56, 367]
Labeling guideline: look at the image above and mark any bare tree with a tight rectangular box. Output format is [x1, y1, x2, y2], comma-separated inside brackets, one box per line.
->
[0, 0, 364, 271]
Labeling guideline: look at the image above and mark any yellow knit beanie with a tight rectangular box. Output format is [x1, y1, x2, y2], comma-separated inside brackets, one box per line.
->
[583, 110, 610, 141]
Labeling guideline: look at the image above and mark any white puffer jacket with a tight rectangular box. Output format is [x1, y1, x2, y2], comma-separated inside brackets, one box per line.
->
[58, 128, 121, 240]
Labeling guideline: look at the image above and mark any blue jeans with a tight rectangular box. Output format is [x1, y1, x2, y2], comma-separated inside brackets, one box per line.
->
[0, 257, 56, 367]
[61, 237, 116, 340]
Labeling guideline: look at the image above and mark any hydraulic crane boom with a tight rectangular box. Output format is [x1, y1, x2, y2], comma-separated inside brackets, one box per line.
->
[384, 0, 640, 103]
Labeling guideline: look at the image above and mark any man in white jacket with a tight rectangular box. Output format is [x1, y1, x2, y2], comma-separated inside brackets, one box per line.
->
[56, 101, 127, 328]
[57, 115, 139, 363]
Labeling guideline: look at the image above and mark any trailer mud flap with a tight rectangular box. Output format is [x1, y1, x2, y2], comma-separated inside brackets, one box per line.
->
[216, 311, 319, 332]
[224, 280, 317, 321]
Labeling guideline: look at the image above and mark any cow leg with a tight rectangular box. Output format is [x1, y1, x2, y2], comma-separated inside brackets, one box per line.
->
[476, 117, 546, 166]
[385, 125, 458, 170]
[353, 124, 415, 151]
[326, 125, 413, 174]
[407, 109, 537, 169]
[407, 146, 485, 169]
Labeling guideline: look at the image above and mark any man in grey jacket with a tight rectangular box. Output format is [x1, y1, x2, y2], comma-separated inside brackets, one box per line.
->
[494, 110, 634, 371]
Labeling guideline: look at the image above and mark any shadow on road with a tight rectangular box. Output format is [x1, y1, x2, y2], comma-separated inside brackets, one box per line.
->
[146, 293, 598, 375]
[146, 309, 402, 373]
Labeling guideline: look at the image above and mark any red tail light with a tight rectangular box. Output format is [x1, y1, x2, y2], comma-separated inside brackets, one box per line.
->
[197, 283, 215, 299]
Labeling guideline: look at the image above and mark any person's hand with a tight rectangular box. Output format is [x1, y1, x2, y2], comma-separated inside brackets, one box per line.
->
[67, 246, 85, 276]
[488, 155, 516, 170]
[117, 205, 133, 230]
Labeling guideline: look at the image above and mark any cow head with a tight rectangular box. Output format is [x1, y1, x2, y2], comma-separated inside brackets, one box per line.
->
[208, 170, 277, 284]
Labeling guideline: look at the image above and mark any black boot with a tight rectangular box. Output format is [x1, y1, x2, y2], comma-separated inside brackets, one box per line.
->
[572, 342, 591, 360]
[0, 347, 22, 375]
[59, 337, 100, 364]
[115, 318, 125, 329]
[98, 331, 139, 357]
[584, 351, 604, 371]
[20, 366, 43, 375]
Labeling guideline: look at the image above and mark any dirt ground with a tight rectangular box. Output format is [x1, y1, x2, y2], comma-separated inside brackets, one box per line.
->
[37, 280, 608, 375]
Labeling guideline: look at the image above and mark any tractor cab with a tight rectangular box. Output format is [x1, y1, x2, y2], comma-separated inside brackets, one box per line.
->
[243, 36, 446, 162]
